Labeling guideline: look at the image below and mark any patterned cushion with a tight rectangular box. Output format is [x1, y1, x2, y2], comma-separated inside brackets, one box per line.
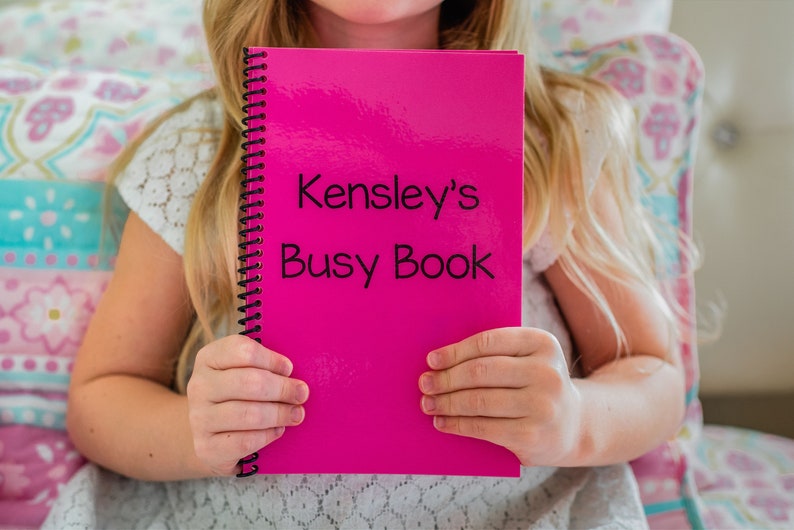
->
[0, 425, 84, 528]
[695, 425, 794, 528]
[557, 33, 707, 529]
[0, 58, 207, 182]
[533, 0, 673, 53]
[1, 2, 209, 526]
[0, 0, 208, 73]
[571, 33, 794, 530]
[0, 16, 208, 525]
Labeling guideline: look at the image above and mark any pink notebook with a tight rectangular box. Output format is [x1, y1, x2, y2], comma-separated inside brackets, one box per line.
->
[239, 46, 524, 477]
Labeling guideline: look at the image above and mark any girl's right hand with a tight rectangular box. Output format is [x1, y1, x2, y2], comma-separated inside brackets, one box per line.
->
[186, 335, 309, 476]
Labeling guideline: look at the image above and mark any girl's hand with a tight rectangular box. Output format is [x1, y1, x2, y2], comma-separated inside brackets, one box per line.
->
[186, 335, 309, 476]
[418, 327, 583, 467]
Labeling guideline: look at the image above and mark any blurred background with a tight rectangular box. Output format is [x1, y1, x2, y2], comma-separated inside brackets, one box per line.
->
[670, 0, 794, 437]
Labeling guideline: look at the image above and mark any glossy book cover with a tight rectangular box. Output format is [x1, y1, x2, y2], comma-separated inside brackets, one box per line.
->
[239, 46, 524, 476]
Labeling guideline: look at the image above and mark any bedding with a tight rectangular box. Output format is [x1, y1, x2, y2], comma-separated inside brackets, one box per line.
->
[0, 2, 209, 526]
[696, 426, 794, 528]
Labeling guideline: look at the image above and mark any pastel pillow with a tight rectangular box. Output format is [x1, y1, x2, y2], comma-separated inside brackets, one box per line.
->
[0, 59, 206, 528]
[0, 0, 671, 71]
[0, 0, 207, 73]
[0, 425, 85, 528]
[556, 32, 705, 528]
[0, 58, 207, 183]
[533, 0, 673, 53]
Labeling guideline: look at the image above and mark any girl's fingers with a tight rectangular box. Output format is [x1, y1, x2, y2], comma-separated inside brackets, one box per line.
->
[188, 336, 311, 476]
[430, 415, 526, 451]
[195, 367, 309, 405]
[419, 355, 529, 395]
[198, 334, 294, 376]
[427, 327, 559, 370]
[421, 387, 532, 419]
[196, 400, 305, 433]
[199, 427, 287, 473]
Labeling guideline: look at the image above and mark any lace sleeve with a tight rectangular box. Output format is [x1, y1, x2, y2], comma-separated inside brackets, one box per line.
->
[115, 96, 222, 255]
[525, 89, 610, 273]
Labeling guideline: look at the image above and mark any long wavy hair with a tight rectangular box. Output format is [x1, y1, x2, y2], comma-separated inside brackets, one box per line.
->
[109, 0, 696, 392]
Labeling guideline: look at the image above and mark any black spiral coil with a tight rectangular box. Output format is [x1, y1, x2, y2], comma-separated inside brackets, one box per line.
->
[238, 46, 267, 340]
[236, 47, 268, 478]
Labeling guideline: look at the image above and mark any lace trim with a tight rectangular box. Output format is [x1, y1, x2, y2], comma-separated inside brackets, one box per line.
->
[42, 463, 648, 529]
[115, 96, 222, 255]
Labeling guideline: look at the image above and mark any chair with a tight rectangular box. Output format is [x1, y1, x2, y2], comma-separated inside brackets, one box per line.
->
[555, 26, 794, 529]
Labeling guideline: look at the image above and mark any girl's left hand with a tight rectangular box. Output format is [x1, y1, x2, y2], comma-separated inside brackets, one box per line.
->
[419, 327, 583, 467]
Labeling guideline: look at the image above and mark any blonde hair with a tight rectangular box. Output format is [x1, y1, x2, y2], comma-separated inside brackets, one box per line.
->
[111, 0, 696, 392]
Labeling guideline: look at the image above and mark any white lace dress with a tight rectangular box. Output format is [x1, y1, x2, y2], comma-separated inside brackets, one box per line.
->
[43, 96, 648, 530]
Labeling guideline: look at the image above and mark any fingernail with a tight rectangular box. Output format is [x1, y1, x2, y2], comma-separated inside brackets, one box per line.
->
[290, 406, 304, 424]
[419, 373, 434, 393]
[422, 395, 436, 413]
[427, 351, 440, 369]
[433, 416, 446, 429]
[274, 426, 285, 437]
[295, 383, 309, 403]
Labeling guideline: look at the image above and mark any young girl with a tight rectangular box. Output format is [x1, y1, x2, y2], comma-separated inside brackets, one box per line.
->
[44, 0, 690, 528]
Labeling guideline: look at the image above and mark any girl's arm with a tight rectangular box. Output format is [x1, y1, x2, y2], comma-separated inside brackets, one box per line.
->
[542, 262, 686, 466]
[419, 178, 685, 467]
[541, 178, 685, 465]
[66, 213, 307, 481]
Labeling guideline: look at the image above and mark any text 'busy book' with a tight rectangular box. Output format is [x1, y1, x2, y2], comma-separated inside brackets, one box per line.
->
[238, 46, 525, 477]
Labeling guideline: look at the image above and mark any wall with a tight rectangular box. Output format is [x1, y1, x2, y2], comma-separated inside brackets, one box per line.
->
[670, 0, 794, 395]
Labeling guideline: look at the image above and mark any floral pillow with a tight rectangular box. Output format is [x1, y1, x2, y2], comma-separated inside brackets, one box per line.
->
[0, 425, 85, 528]
[0, 0, 207, 73]
[0, 58, 208, 182]
[0, 0, 673, 70]
[0, 59, 206, 527]
[558, 32, 706, 529]
[533, 0, 673, 53]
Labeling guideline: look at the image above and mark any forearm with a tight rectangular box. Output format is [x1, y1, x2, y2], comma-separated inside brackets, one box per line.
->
[568, 354, 686, 467]
[67, 375, 213, 481]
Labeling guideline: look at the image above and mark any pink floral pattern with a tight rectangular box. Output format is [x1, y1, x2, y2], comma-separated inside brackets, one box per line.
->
[0, 60, 209, 182]
[1, 270, 108, 527]
[644, 34, 684, 62]
[694, 425, 794, 528]
[726, 450, 765, 473]
[0, 438, 32, 499]
[750, 494, 792, 522]
[0, 425, 85, 528]
[25, 97, 74, 142]
[91, 120, 145, 157]
[0, 3, 210, 530]
[1, 270, 110, 361]
[650, 63, 680, 97]
[0, 78, 42, 95]
[10, 277, 94, 356]
[596, 57, 646, 98]
[0, 0, 209, 73]
[533, 0, 673, 53]
[51, 75, 86, 91]
[642, 103, 681, 160]
[94, 80, 149, 102]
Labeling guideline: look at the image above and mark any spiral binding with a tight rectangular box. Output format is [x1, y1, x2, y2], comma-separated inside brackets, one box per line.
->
[236, 47, 268, 478]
